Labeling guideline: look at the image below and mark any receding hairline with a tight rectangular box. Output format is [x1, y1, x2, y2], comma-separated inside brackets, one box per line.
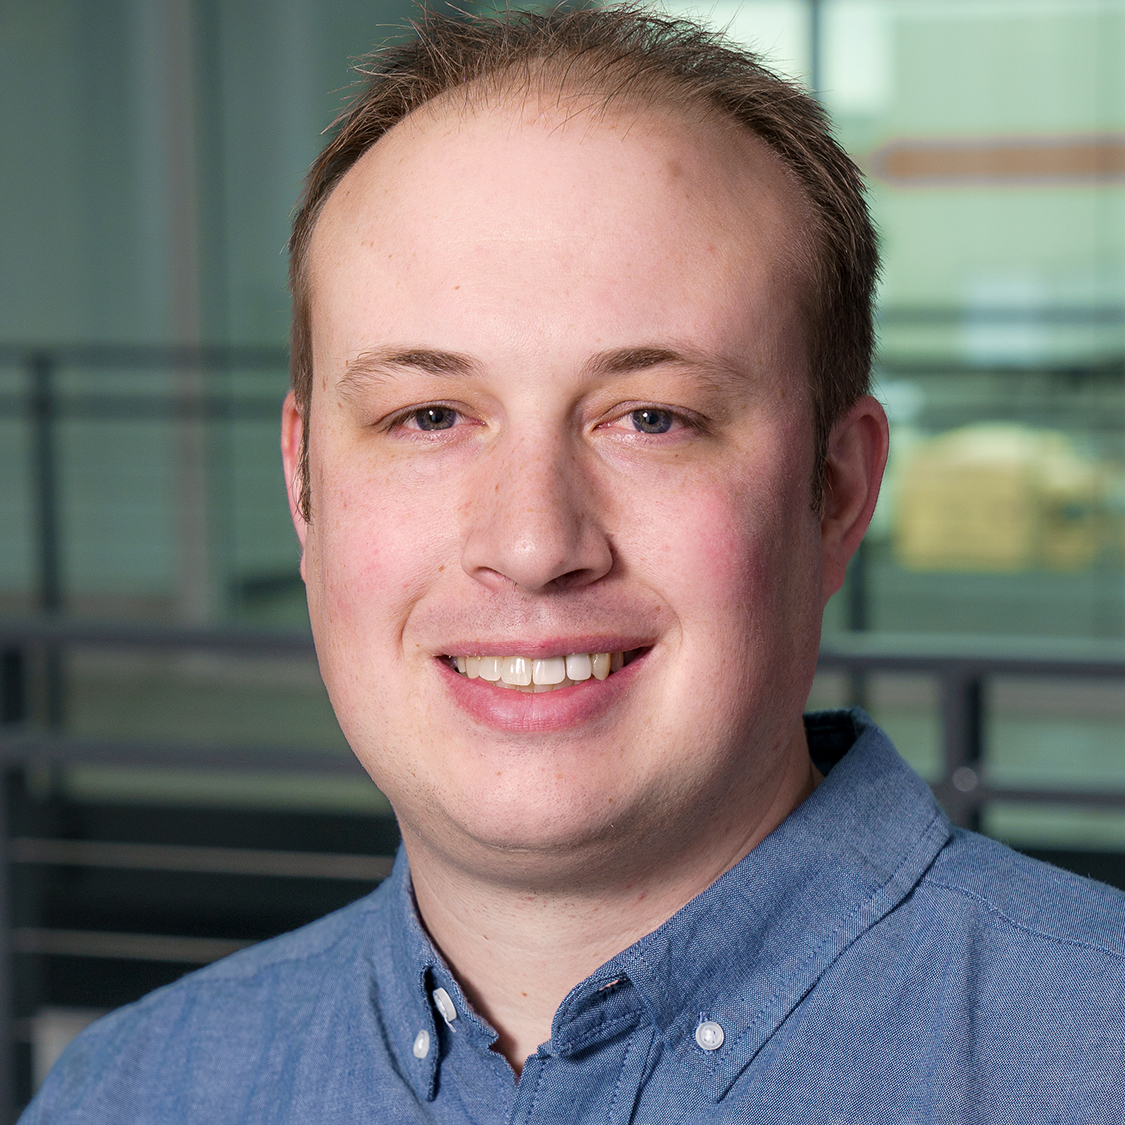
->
[302, 67, 824, 355]
[287, 7, 877, 522]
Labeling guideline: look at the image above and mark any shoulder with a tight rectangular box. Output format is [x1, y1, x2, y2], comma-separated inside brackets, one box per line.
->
[21, 887, 391, 1124]
[919, 827, 1125, 962]
[185, 881, 387, 984]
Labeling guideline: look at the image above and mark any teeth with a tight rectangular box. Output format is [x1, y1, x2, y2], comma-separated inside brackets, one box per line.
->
[449, 650, 632, 692]
[532, 657, 566, 685]
[500, 656, 532, 686]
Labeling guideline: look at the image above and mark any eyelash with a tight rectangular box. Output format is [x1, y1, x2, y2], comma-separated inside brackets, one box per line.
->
[604, 405, 704, 438]
[385, 403, 471, 433]
[383, 403, 704, 437]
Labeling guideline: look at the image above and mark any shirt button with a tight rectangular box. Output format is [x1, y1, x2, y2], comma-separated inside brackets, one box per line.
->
[432, 987, 458, 1025]
[412, 1029, 430, 1059]
[695, 1021, 725, 1051]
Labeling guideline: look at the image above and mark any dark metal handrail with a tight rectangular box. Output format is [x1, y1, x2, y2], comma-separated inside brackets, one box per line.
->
[0, 618, 1124, 1117]
[817, 632, 1125, 824]
[4, 616, 1125, 819]
[0, 343, 288, 369]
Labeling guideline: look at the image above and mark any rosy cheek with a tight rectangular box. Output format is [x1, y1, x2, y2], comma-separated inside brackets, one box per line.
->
[656, 461, 809, 607]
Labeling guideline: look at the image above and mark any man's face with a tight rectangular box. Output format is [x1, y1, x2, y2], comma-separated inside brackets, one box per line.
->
[288, 95, 833, 882]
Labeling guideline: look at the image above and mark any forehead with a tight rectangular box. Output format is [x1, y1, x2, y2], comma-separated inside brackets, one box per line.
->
[307, 90, 814, 378]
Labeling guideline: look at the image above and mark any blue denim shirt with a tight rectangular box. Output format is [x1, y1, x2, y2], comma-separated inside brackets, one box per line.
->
[23, 711, 1125, 1123]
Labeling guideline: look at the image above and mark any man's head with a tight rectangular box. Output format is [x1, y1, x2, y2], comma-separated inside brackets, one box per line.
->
[280, 6, 887, 891]
[287, 6, 878, 522]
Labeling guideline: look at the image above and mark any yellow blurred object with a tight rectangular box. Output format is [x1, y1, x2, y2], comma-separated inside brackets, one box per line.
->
[893, 424, 1103, 572]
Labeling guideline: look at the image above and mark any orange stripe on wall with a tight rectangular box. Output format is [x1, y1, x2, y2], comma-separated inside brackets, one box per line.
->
[870, 135, 1125, 184]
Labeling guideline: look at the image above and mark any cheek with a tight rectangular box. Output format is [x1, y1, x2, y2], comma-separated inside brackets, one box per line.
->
[304, 437, 456, 645]
[624, 453, 814, 620]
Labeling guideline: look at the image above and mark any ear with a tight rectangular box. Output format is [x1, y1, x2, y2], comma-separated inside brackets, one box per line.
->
[820, 394, 889, 605]
[281, 391, 308, 563]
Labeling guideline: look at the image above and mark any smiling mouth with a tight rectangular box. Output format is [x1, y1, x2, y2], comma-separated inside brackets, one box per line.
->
[443, 650, 644, 693]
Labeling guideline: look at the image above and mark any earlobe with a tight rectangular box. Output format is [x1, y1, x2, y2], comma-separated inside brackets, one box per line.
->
[820, 395, 889, 604]
[281, 391, 309, 556]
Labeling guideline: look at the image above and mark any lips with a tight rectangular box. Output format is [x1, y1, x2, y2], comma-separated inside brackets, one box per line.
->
[438, 646, 648, 731]
[446, 650, 641, 693]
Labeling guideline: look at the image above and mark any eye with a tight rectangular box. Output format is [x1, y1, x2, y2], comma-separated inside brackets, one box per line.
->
[630, 408, 675, 434]
[408, 406, 459, 431]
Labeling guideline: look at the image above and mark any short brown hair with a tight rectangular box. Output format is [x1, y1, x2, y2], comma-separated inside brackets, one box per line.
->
[288, 4, 878, 519]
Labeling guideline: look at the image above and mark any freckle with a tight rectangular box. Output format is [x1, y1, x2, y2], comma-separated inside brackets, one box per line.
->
[438, 564, 445, 571]
[497, 771, 502, 776]
[453, 285, 460, 290]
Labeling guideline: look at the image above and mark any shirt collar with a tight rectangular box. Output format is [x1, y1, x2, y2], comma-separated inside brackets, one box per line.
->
[373, 709, 950, 1104]
[369, 848, 509, 1103]
[606, 709, 951, 1100]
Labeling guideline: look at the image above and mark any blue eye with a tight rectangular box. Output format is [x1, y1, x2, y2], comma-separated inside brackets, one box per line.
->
[631, 408, 674, 434]
[413, 406, 458, 430]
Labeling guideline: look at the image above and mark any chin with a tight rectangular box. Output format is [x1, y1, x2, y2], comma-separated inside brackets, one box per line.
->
[404, 782, 641, 870]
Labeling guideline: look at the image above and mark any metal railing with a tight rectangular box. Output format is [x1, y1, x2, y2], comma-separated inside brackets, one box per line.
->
[0, 624, 1121, 1114]
[0, 616, 366, 1120]
[5, 339, 1125, 1113]
[817, 631, 1125, 825]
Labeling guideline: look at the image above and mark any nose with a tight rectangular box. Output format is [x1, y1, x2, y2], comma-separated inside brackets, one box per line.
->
[460, 430, 613, 594]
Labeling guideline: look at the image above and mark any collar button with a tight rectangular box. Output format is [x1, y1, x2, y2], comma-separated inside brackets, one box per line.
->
[432, 987, 458, 1025]
[413, 1029, 431, 1059]
[695, 1021, 724, 1051]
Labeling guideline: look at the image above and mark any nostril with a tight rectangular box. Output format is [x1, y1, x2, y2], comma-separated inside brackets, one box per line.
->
[550, 567, 600, 591]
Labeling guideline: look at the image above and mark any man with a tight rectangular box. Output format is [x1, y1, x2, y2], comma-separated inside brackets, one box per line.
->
[24, 6, 1125, 1122]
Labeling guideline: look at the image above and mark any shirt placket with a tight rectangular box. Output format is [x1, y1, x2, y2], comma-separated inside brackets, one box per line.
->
[506, 979, 654, 1125]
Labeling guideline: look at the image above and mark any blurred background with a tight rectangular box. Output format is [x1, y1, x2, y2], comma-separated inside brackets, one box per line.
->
[1, 0, 1124, 1114]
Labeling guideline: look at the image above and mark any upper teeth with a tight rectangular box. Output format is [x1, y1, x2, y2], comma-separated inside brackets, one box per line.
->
[452, 652, 626, 692]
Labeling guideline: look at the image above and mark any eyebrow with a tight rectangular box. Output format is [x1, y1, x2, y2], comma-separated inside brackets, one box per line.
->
[584, 346, 748, 393]
[337, 348, 480, 397]
[583, 346, 685, 378]
[336, 344, 743, 394]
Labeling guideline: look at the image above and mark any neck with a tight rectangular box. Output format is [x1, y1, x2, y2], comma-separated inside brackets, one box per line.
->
[403, 724, 821, 1074]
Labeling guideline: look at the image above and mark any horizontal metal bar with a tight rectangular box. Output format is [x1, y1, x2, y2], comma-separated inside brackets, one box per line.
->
[0, 617, 313, 655]
[8, 619, 1125, 678]
[11, 928, 251, 964]
[817, 632, 1125, 678]
[0, 344, 288, 370]
[0, 732, 363, 776]
[952, 784, 1125, 810]
[10, 838, 393, 881]
[1, 335, 1121, 373]
[0, 734, 1116, 813]
[0, 393, 285, 423]
[11, 1014, 107, 1046]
